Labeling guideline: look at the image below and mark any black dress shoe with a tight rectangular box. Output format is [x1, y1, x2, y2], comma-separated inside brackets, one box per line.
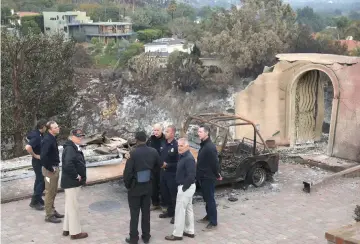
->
[165, 235, 183, 241]
[125, 237, 138, 244]
[30, 203, 44, 211]
[45, 215, 61, 223]
[63, 231, 69, 236]
[141, 234, 151, 244]
[54, 211, 64, 218]
[170, 217, 174, 224]
[203, 223, 217, 231]
[142, 237, 150, 244]
[159, 213, 172, 218]
[183, 232, 195, 238]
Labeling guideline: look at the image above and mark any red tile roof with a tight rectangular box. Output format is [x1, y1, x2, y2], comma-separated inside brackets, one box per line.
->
[16, 12, 40, 17]
[339, 40, 360, 51]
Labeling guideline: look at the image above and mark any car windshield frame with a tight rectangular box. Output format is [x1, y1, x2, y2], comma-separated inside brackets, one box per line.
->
[181, 113, 270, 155]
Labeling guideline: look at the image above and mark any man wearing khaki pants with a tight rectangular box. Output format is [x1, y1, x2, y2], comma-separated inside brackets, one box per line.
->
[41, 121, 64, 223]
[61, 129, 88, 240]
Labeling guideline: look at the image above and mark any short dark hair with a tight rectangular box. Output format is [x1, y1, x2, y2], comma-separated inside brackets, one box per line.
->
[36, 119, 47, 130]
[70, 129, 85, 137]
[135, 131, 147, 142]
[46, 121, 57, 130]
[200, 125, 210, 134]
[167, 125, 176, 134]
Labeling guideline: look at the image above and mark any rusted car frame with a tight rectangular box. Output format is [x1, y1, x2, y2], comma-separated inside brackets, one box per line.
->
[181, 113, 279, 187]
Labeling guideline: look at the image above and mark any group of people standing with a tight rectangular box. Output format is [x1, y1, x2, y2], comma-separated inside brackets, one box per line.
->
[25, 119, 221, 243]
[123, 123, 222, 243]
[25, 120, 88, 240]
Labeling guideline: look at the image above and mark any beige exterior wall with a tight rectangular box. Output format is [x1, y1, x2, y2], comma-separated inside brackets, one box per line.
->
[235, 54, 360, 161]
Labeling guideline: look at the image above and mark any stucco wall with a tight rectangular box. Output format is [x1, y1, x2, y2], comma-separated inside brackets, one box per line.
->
[331, 63, 360, 161]
[235, 54, 360, 162]
[235, 71, 285, 143]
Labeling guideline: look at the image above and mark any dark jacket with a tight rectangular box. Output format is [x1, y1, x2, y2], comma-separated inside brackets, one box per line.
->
[146, 134, 166, 155]
[61, 140, 87, 189]
[161, 139, 179, 173]
[26, 130, 43, 156]
[123, 144, 162, 196]
[196, 137, 220, 180]
[40, 133, 60, 172]
[176, 150, 196, 191]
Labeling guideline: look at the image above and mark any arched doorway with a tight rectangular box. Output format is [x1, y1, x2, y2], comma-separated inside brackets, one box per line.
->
[287, 65, 340, 156]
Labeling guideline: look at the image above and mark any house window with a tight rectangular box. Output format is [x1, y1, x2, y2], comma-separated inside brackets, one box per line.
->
[50, 17, 56, 20]
[62, 15, 64, 20]
[57, 15, 59, 20]
[45, 27, 51, 31]
[64, 26, 68, 33]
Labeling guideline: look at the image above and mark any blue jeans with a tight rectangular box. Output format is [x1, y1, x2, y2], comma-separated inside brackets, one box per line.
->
[31, 158, 45, 204]
[199, 179, 217, 226]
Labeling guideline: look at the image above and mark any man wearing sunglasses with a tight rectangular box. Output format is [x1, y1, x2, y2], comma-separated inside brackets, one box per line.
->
[61, 129, 88, 240]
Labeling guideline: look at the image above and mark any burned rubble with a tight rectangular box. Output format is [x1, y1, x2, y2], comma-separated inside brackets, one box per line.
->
[1, 131, 136, 182]
[81, 131, 136, 159]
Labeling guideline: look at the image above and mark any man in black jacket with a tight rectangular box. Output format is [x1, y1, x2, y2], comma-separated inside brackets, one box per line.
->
[25, 119, 47, 210]
[159, 125, 179, 224]
[146, 123, 166, 211]
[61, 129, 88, 240]
[124, 131, 163, 244]
[196, 125, 222, 231]
[41, 121, 64, 223]
[165, 138, 196, 241]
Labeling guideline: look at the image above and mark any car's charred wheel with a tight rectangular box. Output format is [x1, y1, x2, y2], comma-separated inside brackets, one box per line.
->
[247, 164, 267, 187]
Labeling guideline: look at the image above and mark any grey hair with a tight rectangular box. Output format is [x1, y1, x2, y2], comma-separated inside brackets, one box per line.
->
[178, 138, 189, 146]
[153, 123, 163, 131]
[167, 125, 176, 134]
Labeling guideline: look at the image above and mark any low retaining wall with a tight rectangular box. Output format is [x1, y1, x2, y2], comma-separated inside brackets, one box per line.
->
[325, 222, 360, 244]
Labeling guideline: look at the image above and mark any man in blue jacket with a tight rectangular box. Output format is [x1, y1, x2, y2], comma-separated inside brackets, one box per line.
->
[25, 119, 47, 210]
[146, 123, 166, 211]
[165, 138, 196, 241]
[196, 125, 222, 231]
[159, 125, 179, 224]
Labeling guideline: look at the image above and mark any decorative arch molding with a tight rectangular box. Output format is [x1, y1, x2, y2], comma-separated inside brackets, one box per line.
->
[286, 63, 341, 156]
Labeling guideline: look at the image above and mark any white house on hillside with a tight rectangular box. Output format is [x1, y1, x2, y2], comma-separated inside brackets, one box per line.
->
[144, 37, 194, 67]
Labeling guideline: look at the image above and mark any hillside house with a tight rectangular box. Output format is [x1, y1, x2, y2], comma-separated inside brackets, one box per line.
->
[43, 11, 133, 43]
[144, 38, 194, 67]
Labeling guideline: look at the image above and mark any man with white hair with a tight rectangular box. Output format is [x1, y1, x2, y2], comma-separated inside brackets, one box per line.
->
[146, 123, 166, 211]
[165, 138, 196, 241]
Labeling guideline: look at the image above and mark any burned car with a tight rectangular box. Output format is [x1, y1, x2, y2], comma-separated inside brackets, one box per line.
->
[181, 113, 279, 187]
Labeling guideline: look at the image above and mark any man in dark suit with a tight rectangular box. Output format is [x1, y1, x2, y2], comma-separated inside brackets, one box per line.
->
[124, 131, 163, 244]
[196, 125, 222, 231]
[41, 121, 64, 223]
[146, 123, 166, 211]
